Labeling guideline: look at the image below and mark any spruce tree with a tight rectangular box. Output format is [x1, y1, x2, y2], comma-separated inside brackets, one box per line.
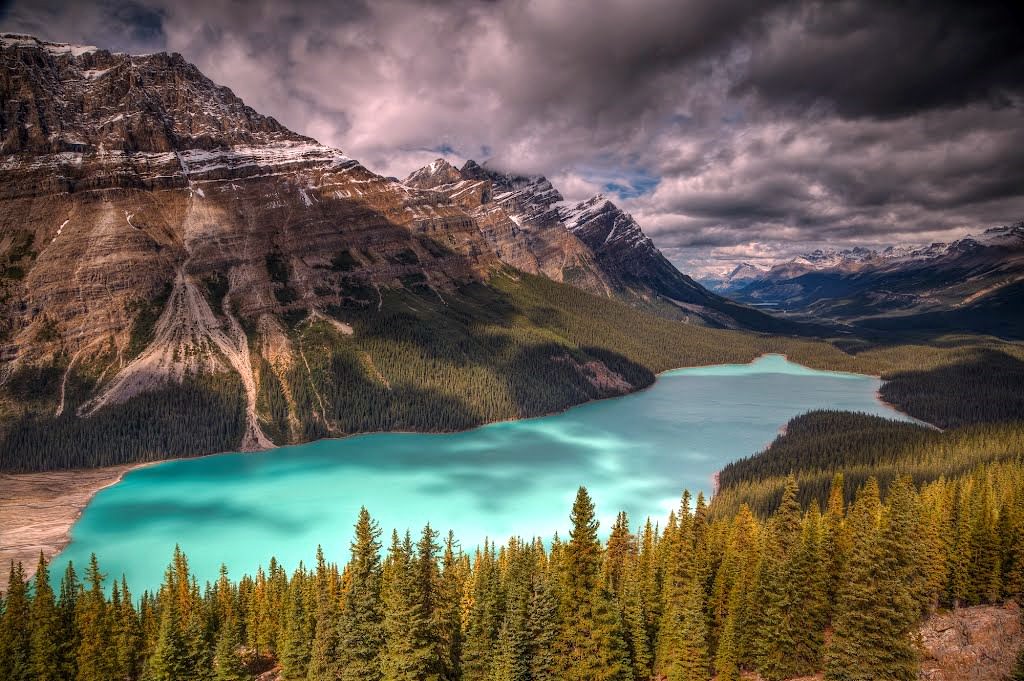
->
[825, 476, 921, 681]
[380, 530, 433, 680]
[753, 476, 805, 681]
[713, 582, 743, 681]
[659, 576, 709, 681]
[29, 554, 61, 681]
[57, 561, 80, 680]
[307, 579, 341, 680]
[413, 523, 442, 679]
[603, 511, 634, 599]
[280, 574, 312, 680]
[0, 561, 31, 681]
[185, 580, 214, 681]
[526, 562, 560, 681]
[436, 531, 465, 681]
[557, 487, 630, 681]
[338, 507, 385, 681]
[113, 576, 143, 681]
[213, 614, 248, 681]
[969, 472, 1002, 603]
[148, 586, 190, 681]
[461, 542, 500, 681]
[621, 558, 653, 680]
[821, 472, 849, 609]
[75, 553, 112, 681]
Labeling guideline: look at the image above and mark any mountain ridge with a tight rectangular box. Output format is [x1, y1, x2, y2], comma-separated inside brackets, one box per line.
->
[0, 33, 799, 469]
[712, 221, 1024, 337]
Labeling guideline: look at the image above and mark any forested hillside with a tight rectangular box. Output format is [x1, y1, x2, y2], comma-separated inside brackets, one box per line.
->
[3, 470, 1023, 681]
[4, 270, 1023, 473]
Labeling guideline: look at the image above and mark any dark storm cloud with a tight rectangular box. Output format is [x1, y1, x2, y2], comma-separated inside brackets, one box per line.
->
[2, 0, 1022, 276]
[738, 0, 1024, 119]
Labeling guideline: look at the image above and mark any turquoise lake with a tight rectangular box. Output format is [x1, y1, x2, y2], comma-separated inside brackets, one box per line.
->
[55, 354, 918, 594]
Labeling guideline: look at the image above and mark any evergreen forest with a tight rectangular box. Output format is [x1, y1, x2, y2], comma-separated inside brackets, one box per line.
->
[3, 469, 1024, 681]
[3, 271, 1023, 472]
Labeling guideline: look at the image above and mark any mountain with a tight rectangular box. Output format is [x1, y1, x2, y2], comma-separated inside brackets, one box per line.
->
[730, 223, 1024, 337]
[402, 157, 612, 295]
[0, 34, 800, 471]
[404, 160, 800, 332]
[700, 261, 767, 293]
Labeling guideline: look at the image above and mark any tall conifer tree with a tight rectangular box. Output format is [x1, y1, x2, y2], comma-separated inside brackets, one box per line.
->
[558, 487, 630, 681]
[30, 554, 61, 681]
[0, 561, 31, 681]
[339, 507, 385, 681]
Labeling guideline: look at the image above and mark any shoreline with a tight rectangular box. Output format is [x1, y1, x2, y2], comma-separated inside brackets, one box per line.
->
[0, 353, 932, 586]
[0, 463, 146, 587]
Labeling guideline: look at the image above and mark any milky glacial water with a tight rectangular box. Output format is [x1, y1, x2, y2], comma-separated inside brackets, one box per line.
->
[55, 355, 915, 593]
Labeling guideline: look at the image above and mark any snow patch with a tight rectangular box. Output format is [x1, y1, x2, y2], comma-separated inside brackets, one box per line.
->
[0, 34, 98, 56]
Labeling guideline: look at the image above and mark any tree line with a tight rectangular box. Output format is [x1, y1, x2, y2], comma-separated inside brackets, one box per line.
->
[3, 460, 1023, 681]
[3, 271, 1024, 472]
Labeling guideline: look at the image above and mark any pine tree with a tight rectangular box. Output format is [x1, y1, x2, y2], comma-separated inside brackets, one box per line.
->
[436, 531, 465, 681]
[213, 615, 247, 681]
[753, 476, 806, 681]
[28, 554, 61, 681]
[75, 553, 112, 681]
[112, 576, 143, 681]
[338, 507, 385, 681]
[380, 530, 433, 680]
[659, 576, 709, 681]
[57, 560, 80, 680]
[148, 583, 191, 681]
[307, 577, 341, 680]
[526, 556, 560, 681]
[461, 542, 500, 681]
[0, 561, 31, 681]
[280, 572, 312, 680]
[558, 487, 630, 681]
[603, 511, 634, 599]
[825, 477, 921, 681]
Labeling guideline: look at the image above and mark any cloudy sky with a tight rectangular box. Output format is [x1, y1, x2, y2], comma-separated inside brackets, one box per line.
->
[3, 0, 1023, 277]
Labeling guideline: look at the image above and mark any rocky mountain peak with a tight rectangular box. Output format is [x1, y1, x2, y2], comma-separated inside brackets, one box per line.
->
[403, 157, 464, 189]
[561, 195, 652, 252]
[1, 33, 307, 155]
[727, 262, 767, 280]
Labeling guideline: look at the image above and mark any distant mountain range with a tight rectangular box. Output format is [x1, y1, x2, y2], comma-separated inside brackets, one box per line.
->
[703, 223, 1024, 338]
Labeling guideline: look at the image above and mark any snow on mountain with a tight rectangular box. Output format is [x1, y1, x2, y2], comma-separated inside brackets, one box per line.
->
[726, 262, 768, 282]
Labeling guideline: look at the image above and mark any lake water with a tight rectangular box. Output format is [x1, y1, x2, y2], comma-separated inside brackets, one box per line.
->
[55, 354, 917, 594]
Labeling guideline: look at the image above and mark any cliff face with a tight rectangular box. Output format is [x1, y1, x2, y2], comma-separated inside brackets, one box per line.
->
[0, 35, 507, 448]
[403, 158, 612, 294]
[404, 159, 800, 330]
[560, 195, 728, 306]
[0, 34, 798, 460]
